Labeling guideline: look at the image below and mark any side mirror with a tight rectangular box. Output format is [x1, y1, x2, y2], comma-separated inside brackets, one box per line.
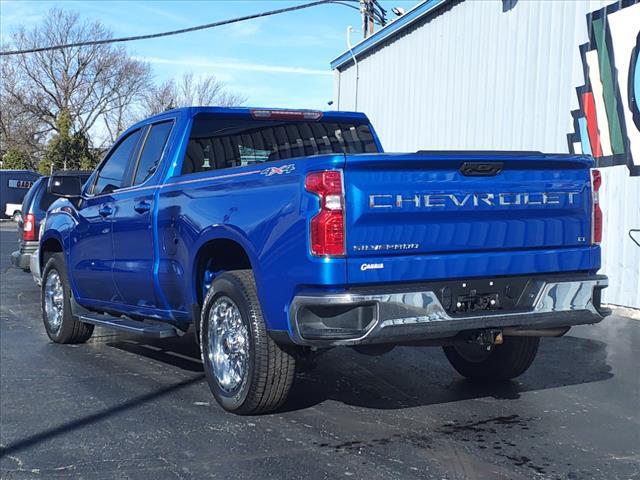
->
[48, 175, 83, 198]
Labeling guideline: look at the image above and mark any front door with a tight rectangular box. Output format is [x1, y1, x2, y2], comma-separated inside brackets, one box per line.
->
[69, 194, 116, 303]
[111, 120, 174, 310]
[70, 128, 143, 304]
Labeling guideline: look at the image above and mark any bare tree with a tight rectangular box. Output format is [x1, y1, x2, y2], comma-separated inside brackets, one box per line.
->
[1, 9, 152, 148]
[0, 63, 48, 167]
[141, 73, 245, 117]
[141, 80, 177, 117]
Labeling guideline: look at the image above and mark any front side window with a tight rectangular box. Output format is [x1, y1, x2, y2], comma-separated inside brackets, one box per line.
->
[93, 129, 141, 195]
[181, 114, 379, 175]
[133, 121, 173, 185]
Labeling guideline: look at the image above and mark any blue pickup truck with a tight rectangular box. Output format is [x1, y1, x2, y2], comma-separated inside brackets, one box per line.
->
[40, 107, 609, 414]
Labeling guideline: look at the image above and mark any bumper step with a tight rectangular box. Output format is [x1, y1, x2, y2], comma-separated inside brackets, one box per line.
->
[78, 313, 177, 338]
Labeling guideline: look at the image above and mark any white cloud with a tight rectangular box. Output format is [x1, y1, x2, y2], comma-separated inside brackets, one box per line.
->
[136, 55, 332, 76]
[226, 19, 264, 38]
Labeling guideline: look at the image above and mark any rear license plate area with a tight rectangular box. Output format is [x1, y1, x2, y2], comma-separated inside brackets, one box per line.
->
[437, 276, 539, 315]
[454, 291, 500, 313]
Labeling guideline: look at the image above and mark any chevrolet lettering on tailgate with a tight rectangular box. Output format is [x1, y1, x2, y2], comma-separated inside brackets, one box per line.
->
[369, 191, 581, 209]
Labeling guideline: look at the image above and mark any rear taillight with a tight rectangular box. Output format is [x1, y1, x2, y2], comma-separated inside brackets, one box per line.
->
[23, 213, 36, 241]
[305, 170, 345, 256]
[591, 169, 602, 245]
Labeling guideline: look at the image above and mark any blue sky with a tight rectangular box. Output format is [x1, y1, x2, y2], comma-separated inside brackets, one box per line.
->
[1, 0, 418, 109]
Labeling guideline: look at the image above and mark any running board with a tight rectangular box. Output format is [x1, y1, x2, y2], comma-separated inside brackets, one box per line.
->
[78, 313, 177, 338]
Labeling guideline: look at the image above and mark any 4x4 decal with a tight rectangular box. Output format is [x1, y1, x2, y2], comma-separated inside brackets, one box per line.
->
[260, 164, 296, 176]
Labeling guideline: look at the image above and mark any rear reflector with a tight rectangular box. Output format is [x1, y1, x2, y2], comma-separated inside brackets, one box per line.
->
[23, 213, 36, 241]
[305, 170, 345, 256]
[591, 169, 602, 245]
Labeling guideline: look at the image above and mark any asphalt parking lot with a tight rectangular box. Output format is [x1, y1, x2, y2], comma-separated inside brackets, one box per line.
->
[0, 222, 638, 479]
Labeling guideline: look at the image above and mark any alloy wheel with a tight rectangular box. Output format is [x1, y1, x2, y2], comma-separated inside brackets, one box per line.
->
[207, 296, 250, 393]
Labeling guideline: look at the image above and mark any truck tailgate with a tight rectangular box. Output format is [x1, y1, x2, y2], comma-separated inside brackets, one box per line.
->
[343, 152, 595, 284]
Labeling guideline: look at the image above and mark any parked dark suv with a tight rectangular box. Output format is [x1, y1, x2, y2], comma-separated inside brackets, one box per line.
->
[11, 171, 90, 271]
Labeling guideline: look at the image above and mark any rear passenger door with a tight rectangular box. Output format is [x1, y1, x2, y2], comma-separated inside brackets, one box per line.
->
[111, 120, 174, 311]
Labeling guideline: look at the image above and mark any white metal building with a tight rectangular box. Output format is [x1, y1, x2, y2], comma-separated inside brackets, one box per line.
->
[332, 0, 640, 309]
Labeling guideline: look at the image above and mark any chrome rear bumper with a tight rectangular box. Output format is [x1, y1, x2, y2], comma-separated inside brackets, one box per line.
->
[10, 241, 38, 271]
[289, 274, 609, 346]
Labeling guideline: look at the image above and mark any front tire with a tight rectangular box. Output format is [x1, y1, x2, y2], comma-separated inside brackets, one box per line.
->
[200, 270, 296, 414]
[443, 336, 540, 381]
[41, 253, 94, 344]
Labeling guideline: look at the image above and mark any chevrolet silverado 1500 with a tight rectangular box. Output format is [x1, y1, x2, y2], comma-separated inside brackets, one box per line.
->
[40, 107, 609, 414]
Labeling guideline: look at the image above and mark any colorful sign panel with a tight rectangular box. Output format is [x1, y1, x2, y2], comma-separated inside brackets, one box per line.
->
[568, 0, 640, 176]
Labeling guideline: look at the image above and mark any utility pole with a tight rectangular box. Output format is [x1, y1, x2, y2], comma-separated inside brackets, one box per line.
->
[360, 0, 375, 39]
[360, 0, 386, 39]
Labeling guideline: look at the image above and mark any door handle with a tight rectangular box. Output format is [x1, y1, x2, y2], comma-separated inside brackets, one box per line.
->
[134, 201, 151, 214]
[98, 205, 113, 217]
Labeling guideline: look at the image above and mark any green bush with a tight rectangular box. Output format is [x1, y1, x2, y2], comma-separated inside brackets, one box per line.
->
[39, 110, 98, 174]
[2, 148, 32, 170]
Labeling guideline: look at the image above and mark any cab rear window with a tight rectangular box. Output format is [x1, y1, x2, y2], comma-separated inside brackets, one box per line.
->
[181, 114, 379, 175]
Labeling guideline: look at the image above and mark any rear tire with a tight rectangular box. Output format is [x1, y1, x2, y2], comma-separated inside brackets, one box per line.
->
[41, 253, 94, 344]
[443, 336, 540, 381]
[200, 270, 296, 414]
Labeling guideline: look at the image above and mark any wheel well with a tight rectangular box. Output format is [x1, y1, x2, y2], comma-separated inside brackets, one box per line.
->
[194, 239, 252, 307]
[41, 238, 63, 267]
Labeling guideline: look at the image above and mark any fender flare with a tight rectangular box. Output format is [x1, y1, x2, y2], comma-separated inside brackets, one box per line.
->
[40, 206, 79, 296]
[188, 224, 261, 306]
[39, 229, 67, 267]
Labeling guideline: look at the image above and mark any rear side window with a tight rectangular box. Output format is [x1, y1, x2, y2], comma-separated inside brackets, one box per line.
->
[181, 114, 379, 175]
[93, 129, 141, 195]
[22, 178, 44, 211]
[133, 121, 173, 185]
[38, 188, 57, 212]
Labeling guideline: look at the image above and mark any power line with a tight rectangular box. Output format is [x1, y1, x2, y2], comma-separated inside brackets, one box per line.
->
[0, 0, 359, 56]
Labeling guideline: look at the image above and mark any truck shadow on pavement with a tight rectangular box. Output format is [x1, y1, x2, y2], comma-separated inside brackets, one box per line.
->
[0, 335, 612, 461]
[103, 333, 613, 413]
[284, 336, 613, 412]
[102, 335, 205, 372]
